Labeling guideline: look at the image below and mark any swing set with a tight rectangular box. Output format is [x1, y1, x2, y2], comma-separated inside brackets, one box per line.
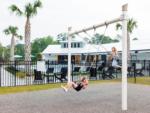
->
[66, 4, 128, 111]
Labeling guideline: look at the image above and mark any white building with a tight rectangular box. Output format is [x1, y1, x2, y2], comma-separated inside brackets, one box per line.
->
[42, 38, 150, 63]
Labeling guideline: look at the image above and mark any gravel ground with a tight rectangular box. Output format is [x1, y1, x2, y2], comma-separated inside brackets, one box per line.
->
[0, 83, 150, 113]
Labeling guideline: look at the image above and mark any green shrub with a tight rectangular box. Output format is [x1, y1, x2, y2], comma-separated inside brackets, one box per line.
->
[5, 66, 18, 75]
[5, 66, 27, 78]
[16, 72, 26, 78]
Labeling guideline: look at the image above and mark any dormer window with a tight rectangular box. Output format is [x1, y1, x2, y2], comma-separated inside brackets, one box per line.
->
[74, 43, 77, 48]
[61, 41, 83, 48]
[77, 43, 80, 47]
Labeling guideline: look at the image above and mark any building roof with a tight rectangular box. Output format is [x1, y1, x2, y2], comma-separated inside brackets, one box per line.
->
[42, 40, 150, 55]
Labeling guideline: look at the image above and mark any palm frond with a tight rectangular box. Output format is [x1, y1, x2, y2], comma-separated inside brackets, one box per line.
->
[115, 18, 137, 34]
[34, 0, 42, 8]
[3, 26, 20, 37]
[9, 26, 18, 34]
[25, 1, 42, 18]
[116, 23, 122, 30]
[16, 35, 23, 40]
[127, 18, 138, 33]
[9, 5, 23, 16]
[33, 0, 42, 16]
[3, 29, 10, 35]
[25, 3, 33, 18]
[132, 20, 137, 28]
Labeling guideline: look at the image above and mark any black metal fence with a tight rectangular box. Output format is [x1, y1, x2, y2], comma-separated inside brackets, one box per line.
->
[0, 60, 150, 87]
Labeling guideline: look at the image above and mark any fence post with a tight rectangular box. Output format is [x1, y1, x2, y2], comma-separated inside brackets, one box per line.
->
[144, 60, 146, 69]
[47, 60, 49, 83]
[54, 61, 56, 83]
[133, 63, 136, 83]
[47, 60, 49, 69]
[14, 60, 17, 86]
[71, 61, 74, 81]
[115, 67, 118, 79]
[95, 60, 97, 80]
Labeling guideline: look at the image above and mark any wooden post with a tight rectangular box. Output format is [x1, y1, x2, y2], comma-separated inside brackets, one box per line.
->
[68, 27, 72, 83]
[122, 3, 128, 111]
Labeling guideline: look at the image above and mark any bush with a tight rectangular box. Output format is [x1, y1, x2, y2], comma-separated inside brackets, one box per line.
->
[16, 72, 26, 78]
[36, 53, 42, 61]
[5, 66, 26, 78]
[5, 66, 18, 75]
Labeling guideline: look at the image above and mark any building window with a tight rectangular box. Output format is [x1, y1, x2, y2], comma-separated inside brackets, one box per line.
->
[64, 43, 66, 48]
[77, 43, 80, 48]
[62, 42, 82, 48]
[74, 43, 76, 48]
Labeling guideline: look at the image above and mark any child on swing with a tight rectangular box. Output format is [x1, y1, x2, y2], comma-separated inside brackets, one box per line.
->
[61, 76, 89, 92]
[109, 47, 121, 68]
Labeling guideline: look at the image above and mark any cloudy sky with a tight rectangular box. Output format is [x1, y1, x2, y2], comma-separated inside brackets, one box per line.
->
[0, 0, 150, 46]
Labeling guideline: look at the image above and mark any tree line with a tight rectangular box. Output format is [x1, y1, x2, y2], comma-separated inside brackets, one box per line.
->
[0, 36, 57, 61]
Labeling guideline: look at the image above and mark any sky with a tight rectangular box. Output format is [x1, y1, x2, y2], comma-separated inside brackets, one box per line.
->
[0, 0, 150, 46]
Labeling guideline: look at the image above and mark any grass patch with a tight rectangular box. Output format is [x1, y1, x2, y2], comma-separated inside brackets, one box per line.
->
[128, 77, 150, 85]
[0, 77, 150, 95]
[0, 79, 119, 95]
[16, 72, 27, 78]
[0, 83, 63, 95]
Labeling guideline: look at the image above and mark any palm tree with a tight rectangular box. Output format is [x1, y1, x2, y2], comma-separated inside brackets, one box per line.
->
[116, 18, 137, 61]
[9, 0, 42, 61]
[3, 26, 22, 61]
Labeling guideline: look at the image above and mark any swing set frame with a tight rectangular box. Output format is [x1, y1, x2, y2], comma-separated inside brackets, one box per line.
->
[67, 4, 128, 111]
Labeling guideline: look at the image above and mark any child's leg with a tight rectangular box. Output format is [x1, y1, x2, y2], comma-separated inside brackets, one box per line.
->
[64, 82, 77, 89]
[61, 85, 68, 92]
[61, 82, 77, 90]
[67, 82, 77, 89]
